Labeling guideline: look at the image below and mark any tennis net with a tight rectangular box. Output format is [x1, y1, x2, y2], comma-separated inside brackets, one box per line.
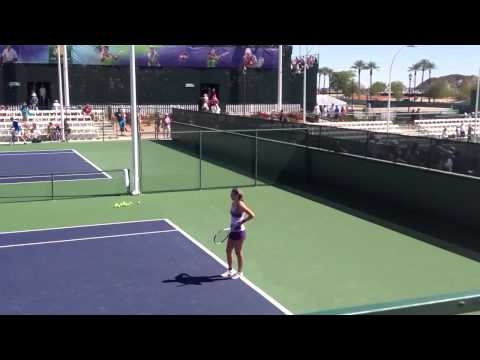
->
[0, 169, 130, 203]
[305, 290, 480, 315]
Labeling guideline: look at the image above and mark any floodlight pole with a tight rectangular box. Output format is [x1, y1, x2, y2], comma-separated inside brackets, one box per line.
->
[475, 66, 479, 140]
[62, 45, 70, 109]
[129, 45, 141, 195]
[57, 45, 65, 142]
[277, 45, 283, 113]
[387, 45, 415, 135]
[303, 47, 307, 123]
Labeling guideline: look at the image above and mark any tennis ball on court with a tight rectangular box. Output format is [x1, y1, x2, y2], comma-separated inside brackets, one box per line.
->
[114, 203, 120, 208]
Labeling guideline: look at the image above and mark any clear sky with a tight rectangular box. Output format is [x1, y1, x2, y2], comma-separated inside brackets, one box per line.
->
[292, 45, 480, 88]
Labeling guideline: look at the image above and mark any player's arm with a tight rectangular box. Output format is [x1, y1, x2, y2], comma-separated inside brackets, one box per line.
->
[238, 201, 255, 225]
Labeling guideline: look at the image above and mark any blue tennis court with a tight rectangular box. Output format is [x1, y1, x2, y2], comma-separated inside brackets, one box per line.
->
[0, 219, 289, 315]
[0, 149, 110, 183]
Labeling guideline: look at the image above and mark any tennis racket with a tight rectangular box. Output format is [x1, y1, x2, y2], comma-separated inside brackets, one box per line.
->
[213, 227, 230, 245]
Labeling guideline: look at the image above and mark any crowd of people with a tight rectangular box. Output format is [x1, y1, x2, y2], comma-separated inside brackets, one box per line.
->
[9, 118, 70, 144]
[199, 88, 221, 113]
[313, 104, 348, 119]
[441, 123, 474, 141]
[155, 112, 172, 139]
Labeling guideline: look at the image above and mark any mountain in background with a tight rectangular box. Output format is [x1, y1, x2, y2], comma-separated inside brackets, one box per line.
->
[417, 74, 477, 91]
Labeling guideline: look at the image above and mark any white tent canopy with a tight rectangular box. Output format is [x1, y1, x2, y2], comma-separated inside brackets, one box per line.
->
[316, 95, 347, 106]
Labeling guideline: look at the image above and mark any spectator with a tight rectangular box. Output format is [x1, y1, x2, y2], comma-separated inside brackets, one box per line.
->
[147, 46, 160, 67]
[22, 121, 32, 141]
[455, 126, 460, 138]
[468, 124, 473, 141]
[334, 105, 340, 119]
[64, 120, 71, 142]
[201, 93, 209, 112]
[31, 123, 42, 143]
[20, 102, 30, 121]
[313, 104, 320, 115]
[53, 124, 62, 141]
[82, 103, 92, 116]
[115, 108, 127, 136]
[30, 91, 39, 110]
[341, 106, 347, 118]
[53, 99, 61, 110]
[164, 113, 171, 139]
[460, 123, 465, 138]
[47, 122, 56, 140]
[441, 127, 448, 139]
[10, 117, 26, 144]
[1, 45, 18, 65]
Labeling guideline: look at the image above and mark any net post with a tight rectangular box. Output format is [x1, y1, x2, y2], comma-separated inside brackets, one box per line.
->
[254, 130, 258, 186]
[51, 174, 54, 200]
[199, 131, 203, 190]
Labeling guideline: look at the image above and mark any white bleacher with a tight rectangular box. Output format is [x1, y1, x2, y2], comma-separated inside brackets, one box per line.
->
[415, 118, 479, 137]
[306, 119, 402, 139]
[0, 110, 99, 142]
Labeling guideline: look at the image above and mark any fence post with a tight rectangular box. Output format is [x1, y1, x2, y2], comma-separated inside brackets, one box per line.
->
[255, 130, 258, 186]
[199, 131, 203, 190]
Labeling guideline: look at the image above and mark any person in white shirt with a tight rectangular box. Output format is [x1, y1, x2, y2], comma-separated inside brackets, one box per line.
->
[313, 104, 320, 115]
[52, 100, 61, 110]
[1, 45, 18, 64]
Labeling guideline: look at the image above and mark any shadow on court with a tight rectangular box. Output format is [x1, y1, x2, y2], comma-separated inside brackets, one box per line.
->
[276, 182, 480, 263]
[163, 273, 229, 287]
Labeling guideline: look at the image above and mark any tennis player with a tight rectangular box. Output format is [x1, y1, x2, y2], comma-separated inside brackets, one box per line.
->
[221, 188, 255, 279]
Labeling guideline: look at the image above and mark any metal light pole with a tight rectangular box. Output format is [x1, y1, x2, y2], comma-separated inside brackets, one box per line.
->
[62, 45, 70, 109]
[475, 66, 480, 139]
[129, 45, 140, 195]
[57, 45, 65, 142]
[408, 73, 412, 112]
[277, 45, 283, 112]
[387, 45, 415, 134]
[303, 50, 307, 123]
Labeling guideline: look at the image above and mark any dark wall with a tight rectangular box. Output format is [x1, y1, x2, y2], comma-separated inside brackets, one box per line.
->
[1, 46, 317, 109]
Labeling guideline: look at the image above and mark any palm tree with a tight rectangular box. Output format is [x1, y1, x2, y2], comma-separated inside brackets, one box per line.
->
[417, 59, 430, 102]
[409, 63, 421, 103]
[424, 60, 437, 102]
[366, 61, 379, 103]
[351, 60, 367, 101]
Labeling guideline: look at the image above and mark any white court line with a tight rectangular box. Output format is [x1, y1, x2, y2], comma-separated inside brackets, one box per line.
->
[0, 229, 178, 249]
[0, 149, 74, 155]
[0, 151, 74, 156]
[0, 218, 170, 236]
[0, 148, 112, 185]
[163, 218, 293, 315]
[70, 149, 112, 179]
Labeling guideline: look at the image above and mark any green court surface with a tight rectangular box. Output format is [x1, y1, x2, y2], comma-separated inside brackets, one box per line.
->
[1, 140, 479, 314]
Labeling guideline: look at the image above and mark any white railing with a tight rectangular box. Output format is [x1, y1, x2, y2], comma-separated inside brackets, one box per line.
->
[225, 104, 301, 114]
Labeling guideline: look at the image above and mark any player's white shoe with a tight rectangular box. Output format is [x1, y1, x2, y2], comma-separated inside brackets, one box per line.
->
[231, 272, 243, 280]
[221, 269, 235, 278]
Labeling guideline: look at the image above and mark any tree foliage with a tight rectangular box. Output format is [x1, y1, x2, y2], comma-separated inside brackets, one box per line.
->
[330, 70, 356, 95]
[370, 81, 387, 95]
